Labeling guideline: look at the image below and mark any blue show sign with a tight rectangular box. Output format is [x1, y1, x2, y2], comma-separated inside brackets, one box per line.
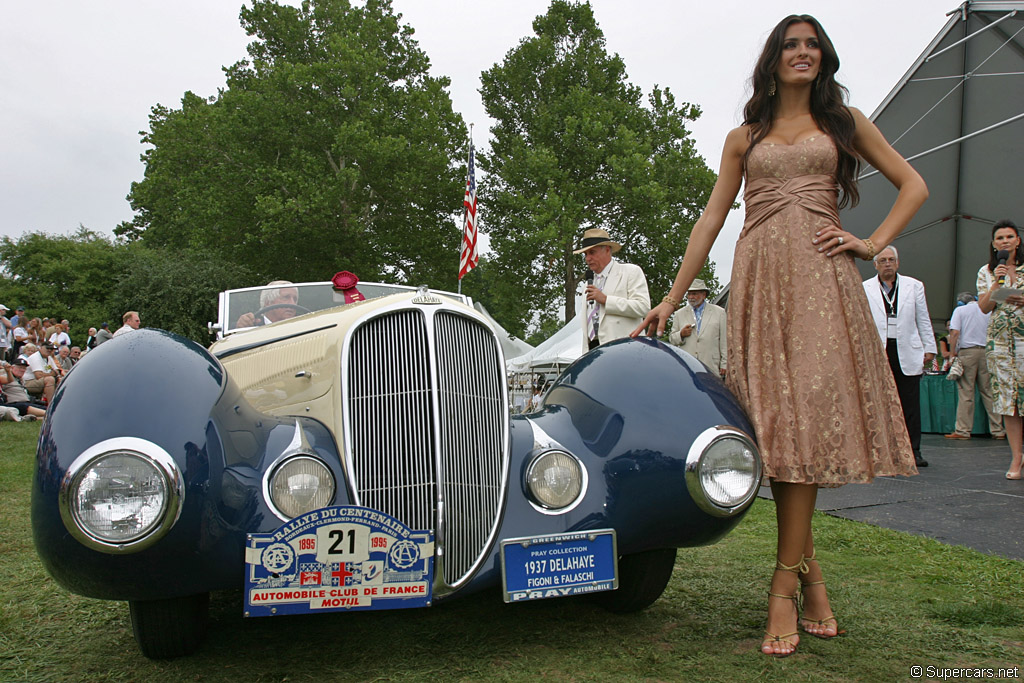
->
[500, 529, 618, 602]
[244, 506, 433, 616]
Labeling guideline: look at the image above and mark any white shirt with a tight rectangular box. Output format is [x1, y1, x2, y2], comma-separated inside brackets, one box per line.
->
[113, 324, 136, 337]
[49, 331, 71, 347]
[24, 351, 57, 381]
[949, 301, 990, 349]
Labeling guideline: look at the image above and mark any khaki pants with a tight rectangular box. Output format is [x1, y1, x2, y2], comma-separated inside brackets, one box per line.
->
[954, 347, 1004, 436]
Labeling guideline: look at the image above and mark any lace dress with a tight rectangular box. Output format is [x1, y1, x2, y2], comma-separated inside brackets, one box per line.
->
[725, 134, 917, 485]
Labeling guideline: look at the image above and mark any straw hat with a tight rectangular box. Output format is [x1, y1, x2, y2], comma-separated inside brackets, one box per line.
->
[688, 279, 710, 293]
[573, 228, 622, 254]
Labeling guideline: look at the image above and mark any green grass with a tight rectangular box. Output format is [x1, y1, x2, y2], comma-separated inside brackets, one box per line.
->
[2, 422, 1023, 682]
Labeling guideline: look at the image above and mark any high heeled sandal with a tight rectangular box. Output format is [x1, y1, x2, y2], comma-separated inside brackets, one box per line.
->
[762, 559, 803, 658]
[798, 552, 845, 639]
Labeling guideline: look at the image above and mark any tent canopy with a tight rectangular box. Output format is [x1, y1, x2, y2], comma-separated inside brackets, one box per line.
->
[506, 313, 582, 373]
[474, 301, 534, 361]
[843, 1, 1024, 324]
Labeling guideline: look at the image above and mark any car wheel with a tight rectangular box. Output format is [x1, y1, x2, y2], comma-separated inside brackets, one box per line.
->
[129, 593, 209, 659]
[594, 548, 677, 613]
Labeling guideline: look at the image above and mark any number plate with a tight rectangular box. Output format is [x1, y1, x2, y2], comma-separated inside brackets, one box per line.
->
[244, 506, 433, 616]
[500, 530, 617, 602]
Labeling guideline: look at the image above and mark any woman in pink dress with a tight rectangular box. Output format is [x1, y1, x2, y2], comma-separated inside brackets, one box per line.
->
[634, 15, 927, 657]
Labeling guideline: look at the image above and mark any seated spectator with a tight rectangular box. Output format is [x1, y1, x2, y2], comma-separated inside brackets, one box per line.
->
[24, 342, 59, 402]
[26, 318, 44, 345]
[68, 346, 82, 366]
[57, 346, 73, 373]
[0, 304, 10, 361]
[94, 323, 113, 346]
[114, 311, 141, 337]
[12, 321, 29, 360]
[49, 321, 71, 348]
[0, 359, 47, 420]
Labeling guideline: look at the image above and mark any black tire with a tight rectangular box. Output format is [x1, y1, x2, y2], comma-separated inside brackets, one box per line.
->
[129, 593, 209, 659]
[594, 548, 677, 613]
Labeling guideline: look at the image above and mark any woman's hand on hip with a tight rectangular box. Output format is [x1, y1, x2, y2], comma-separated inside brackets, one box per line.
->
[812, 225, 871, 259]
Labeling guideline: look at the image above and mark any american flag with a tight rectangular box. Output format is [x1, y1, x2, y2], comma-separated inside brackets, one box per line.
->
[458, 143, 478, 280]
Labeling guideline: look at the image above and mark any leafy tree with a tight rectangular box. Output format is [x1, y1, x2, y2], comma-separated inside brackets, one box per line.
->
[109, 247, 257, 343]
[122, 0, 467, 287]
[0, 230, 257, 344]
[478, 0, 718, 333]
[0, 228, 125, 332]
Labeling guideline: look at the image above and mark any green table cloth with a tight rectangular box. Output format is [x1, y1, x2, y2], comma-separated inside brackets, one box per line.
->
[919, 373, 992, 434]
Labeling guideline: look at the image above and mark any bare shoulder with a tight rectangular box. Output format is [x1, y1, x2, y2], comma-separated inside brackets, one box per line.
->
[724, 125, 752, 154]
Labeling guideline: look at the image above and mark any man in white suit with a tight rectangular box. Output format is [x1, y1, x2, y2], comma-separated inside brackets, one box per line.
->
[576, 228, 650, 353]
[669, 279, 727, 376]
[863, 246, 936, 467]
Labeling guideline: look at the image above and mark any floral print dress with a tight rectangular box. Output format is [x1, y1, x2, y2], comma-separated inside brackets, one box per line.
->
[978, 264, 1024, 415]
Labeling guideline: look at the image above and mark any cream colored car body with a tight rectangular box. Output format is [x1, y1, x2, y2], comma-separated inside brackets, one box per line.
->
[209, 289, 480, 432]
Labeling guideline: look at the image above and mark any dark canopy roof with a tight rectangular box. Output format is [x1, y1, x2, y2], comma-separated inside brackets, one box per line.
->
[844, 1, 1024, 324]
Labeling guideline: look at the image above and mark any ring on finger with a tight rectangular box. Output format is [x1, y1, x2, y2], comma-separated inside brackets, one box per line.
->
[837, 236, 844, 245]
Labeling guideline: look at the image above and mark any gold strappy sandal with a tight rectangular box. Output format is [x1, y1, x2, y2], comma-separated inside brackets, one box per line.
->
[762, 558, 803, 658]
[798, 551, 845, 639]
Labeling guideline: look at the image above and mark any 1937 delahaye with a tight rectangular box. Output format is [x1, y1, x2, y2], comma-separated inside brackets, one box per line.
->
[32, 276, 761, 658]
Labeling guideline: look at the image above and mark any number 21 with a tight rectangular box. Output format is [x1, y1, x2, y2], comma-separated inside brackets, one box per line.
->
[328, 528, 355, 555]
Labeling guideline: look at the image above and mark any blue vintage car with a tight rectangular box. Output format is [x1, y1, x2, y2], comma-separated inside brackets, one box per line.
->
[31, 277, 761, 658]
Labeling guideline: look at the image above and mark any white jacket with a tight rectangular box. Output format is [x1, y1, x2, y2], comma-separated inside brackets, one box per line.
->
[862, 274, 936, 376]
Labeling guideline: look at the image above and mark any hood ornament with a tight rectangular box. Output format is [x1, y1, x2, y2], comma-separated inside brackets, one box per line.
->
[412, 285, 442, 305]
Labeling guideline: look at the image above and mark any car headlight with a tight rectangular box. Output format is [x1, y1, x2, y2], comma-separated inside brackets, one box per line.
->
[267, 456, 335, 519]
[60, 438, 183, 553]
[685, 427, 761, 517]
[526, 450, 586, 512]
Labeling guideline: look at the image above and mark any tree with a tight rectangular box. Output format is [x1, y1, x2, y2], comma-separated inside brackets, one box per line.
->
[109, 247, 257, 343]
[0, 230, 258, 344]
[478, 0, 719, 334]
[122, 0, 467, 287]
[0, 228, 125, 329]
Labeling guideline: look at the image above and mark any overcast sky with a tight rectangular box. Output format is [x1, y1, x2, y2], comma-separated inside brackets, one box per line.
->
[0, 0, 954, 280]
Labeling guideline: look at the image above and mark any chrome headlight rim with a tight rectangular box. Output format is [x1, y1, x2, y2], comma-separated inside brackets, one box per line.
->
[59, 437, 183, 554]
[525, 449, 588, 515]
[684, 426, 761, 518]
[263, 454, 336, 522]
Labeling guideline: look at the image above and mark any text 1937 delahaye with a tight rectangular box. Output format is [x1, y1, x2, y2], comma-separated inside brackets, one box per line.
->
[31, 275, 761, 658]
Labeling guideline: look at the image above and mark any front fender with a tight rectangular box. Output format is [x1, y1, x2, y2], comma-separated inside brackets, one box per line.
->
[31, 329, 346, 600]
[498, 336, 757, 556]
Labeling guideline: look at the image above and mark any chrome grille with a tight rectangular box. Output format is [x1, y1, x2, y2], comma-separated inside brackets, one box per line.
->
[347, 311, 436, 533]
[433, 312, 506, 586]
[345, 306, 507, 588]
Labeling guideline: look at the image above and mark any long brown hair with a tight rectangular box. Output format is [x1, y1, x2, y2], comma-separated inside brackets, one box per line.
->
[743, 15, 860, 208]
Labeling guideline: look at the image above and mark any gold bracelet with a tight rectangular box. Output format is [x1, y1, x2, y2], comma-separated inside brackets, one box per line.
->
[862, 238, 877, 261]
[661, 295, 680, 310]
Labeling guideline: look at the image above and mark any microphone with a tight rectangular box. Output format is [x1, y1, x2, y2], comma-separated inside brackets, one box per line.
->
[584, 268, 595, 305]
[997, 249, 1010, 286]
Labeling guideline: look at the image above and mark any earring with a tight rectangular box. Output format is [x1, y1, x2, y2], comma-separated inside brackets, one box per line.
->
[768, 76, 776, 97]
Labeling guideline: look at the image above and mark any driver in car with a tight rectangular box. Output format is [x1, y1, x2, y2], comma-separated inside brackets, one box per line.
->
[235, 281, 301, 328]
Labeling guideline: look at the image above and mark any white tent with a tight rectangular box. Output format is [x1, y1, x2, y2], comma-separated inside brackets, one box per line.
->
[843, 1, 1024, 322]
[506, 313, 584, 373]
[473, 301, 534, 361]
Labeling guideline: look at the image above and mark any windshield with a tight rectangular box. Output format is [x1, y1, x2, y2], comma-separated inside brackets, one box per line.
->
[214, 281, 471, 338]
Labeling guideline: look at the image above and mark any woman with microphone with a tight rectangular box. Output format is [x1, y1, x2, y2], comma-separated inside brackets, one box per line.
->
[978, 219, 1024, 479]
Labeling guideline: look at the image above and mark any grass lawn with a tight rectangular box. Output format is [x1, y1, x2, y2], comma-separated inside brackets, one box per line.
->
[2, 421, 1022, 682]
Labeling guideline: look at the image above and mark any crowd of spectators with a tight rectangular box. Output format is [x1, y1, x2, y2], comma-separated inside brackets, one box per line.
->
[0, 306, 140, 422]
